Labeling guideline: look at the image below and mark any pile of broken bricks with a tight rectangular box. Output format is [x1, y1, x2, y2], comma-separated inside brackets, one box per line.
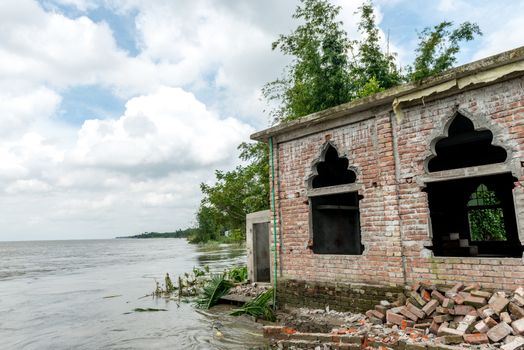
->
[366, 282, 524, 349]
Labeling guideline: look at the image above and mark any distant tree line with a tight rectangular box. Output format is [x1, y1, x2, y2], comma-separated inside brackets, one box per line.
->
[190, 0, 481, 244]
[117, 228, 197, 239]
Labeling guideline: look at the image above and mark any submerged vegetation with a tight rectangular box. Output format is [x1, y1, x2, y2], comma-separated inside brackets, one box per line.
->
[195, 274, 234, 309]
[230, 289, 275, 321]
[150, 265, 274, 320]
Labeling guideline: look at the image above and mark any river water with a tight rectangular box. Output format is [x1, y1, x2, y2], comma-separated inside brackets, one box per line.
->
[0, 239, 268, 349]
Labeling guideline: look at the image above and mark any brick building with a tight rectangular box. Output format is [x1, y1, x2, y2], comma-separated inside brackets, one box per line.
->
[251, 47, 524, 312]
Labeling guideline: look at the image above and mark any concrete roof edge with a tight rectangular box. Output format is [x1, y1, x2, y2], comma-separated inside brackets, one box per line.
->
[251, 45, 524, 143]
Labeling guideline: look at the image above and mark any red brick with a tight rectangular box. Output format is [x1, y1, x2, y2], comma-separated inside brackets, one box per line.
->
[464, 295, 487, 308]
[463, 333, 489, 344]
[386, 310, 405, 326]
[422, 299, 439, 316]
[399, 306, 419, 321]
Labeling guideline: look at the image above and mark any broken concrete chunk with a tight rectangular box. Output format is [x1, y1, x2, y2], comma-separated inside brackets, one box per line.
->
[501, 336, 524, 350]
[487, 321, 513, 343]
[515, 287, 524, 298]
[490, 292, 510, 314]
[511, 317, 524, 335]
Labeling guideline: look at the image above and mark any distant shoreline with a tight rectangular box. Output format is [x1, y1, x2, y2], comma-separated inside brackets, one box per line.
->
[116, 230, 192, 239]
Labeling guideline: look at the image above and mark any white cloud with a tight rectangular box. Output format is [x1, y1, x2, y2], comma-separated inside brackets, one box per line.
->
[0, 86, 61, 137]
[5, 179, 52, 194]
[0, 86, 252, 240]
[69, 86, 253, 172]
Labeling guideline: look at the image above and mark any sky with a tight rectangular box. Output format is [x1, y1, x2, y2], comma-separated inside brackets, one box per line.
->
[1, 0, 524, 241]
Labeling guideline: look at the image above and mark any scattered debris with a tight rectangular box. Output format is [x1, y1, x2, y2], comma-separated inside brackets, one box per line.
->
[265, 283, 524, 349]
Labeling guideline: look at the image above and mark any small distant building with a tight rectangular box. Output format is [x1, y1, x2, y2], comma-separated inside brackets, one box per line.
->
[250, 47, 524, 312]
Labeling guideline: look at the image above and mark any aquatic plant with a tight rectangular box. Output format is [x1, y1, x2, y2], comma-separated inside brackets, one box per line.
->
[227, 265, 248, 283]
[230, 289, 275, 321]
[195, 274, 233, 309]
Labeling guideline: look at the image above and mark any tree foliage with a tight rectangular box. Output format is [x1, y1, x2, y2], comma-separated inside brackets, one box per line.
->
[352, 1, 401, 97]
[191, 142, 269, 243]
[262, 0, 352, 123]
[408, 21, 482, 81]
[264, 0, 481, 123]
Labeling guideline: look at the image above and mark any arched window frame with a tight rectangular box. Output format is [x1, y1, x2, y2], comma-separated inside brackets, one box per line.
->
[420, 108, 522, 257]
[305, 141, 364, 255]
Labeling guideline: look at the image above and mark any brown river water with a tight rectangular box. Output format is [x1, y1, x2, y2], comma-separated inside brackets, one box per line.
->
[0, 239, 268, 349]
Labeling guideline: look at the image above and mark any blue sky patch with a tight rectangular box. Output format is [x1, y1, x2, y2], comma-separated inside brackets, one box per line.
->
[57, 85, 125, 125]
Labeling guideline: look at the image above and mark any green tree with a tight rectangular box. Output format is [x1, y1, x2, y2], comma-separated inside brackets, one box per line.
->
[408, 21, 482, 81]
[263, 0, 352, 123]
[352, 1, 401, 97]
[192, 143, 269, 243]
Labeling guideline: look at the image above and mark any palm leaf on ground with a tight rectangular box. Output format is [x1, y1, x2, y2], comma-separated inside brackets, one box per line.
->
[195, 274, 233, 309]
[230, 289, 275, 321]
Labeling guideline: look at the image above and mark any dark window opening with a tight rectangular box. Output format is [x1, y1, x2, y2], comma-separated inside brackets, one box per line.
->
[428, 114, 507, 172]
[426, 173, 521, 257]
[312, 145, 356, 188]
[309, 144, 362, 255]
[311, 192, 363, 254]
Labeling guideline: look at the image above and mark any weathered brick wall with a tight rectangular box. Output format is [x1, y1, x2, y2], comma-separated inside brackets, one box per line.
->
[271, 75, 524, 307]
[274, 109, 404, 287]
[277, 279, 404, 313]
[396, 77, 524, 291]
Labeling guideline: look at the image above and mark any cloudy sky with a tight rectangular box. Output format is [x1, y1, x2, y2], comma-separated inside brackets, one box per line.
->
[1, 0, 523, 241]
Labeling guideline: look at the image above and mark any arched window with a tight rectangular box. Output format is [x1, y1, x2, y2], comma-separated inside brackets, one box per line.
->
[425, 113, 520, 257]
[308, 144, 363, 255]
[428, 114, 507, 172]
